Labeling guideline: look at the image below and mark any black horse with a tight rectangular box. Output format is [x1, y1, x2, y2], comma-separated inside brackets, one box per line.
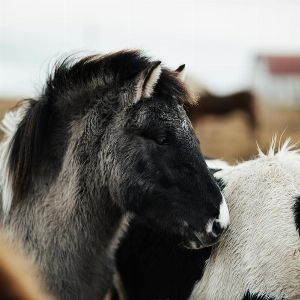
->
[0, 50, 229, 300]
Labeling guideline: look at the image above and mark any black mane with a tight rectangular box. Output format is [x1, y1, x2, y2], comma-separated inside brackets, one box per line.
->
[9, 98, 55, 205]
[45, 50, 189, 106]
[45, 50, 150, 103]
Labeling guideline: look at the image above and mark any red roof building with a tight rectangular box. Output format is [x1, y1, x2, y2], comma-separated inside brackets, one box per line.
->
[253, 55, 300, 108]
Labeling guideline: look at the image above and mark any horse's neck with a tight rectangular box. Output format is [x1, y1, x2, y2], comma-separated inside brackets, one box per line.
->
[9, 163, 123, 299]
[40, 158, 122, 242]
[1, 117, 124, 298]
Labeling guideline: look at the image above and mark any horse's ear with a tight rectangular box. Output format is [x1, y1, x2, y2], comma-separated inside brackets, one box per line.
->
[133, 61, 162, 103]
[175, 64, 186, 81]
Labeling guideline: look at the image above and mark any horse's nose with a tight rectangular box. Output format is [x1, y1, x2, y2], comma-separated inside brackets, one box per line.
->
[206, 196, 230, 238]
[212, 220, 224, 236]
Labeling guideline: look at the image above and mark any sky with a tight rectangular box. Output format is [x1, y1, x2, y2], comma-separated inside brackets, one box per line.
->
[1, 0, 300, 97]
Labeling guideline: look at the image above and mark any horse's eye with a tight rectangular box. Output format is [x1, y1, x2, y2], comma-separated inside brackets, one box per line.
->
[155, 136, 169, 145]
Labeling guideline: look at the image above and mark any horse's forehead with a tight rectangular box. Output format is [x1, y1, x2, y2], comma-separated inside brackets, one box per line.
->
[139, 98, 182, 116]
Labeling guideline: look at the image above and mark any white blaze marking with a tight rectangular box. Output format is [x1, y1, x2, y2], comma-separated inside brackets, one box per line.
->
[217, 196, 230, 229]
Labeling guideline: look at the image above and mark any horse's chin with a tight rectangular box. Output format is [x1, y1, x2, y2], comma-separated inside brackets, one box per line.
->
[183, 239, 206, 250]
[183, 237, 221, 250]
[182, 229, 222, 250]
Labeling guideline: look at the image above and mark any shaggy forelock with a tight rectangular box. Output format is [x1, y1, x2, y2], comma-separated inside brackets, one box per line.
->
[45, 50, 193, 107]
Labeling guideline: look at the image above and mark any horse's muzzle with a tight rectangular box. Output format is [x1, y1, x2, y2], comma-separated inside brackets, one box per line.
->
[184, 196, 230, 250]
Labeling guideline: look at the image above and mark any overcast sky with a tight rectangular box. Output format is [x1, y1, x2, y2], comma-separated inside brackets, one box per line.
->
[1, 0, 300, 97]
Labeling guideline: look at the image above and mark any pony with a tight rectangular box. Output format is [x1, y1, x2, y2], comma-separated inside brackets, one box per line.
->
[114, 140, 300, 300]
[0, 50, 229, 300]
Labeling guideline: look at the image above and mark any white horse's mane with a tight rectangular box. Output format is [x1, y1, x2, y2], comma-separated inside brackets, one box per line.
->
[258, 136, 300, 158]
[207, 136, 300, 172]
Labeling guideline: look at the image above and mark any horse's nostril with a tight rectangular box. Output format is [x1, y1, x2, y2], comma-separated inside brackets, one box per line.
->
[212, 220, 224, 237]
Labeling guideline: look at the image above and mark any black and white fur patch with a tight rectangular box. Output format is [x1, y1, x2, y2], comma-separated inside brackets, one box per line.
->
[242, 291, 283, 300]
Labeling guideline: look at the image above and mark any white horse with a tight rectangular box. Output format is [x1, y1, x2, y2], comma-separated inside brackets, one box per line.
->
[191, 139, 300, 300]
